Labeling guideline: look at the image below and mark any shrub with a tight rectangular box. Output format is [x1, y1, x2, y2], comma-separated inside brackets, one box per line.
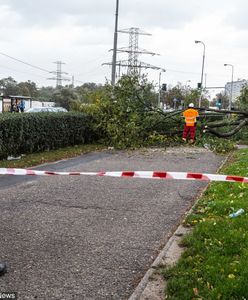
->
[0, 112, 96, 159]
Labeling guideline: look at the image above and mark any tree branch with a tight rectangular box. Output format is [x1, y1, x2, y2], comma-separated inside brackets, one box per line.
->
[204, 120, 241, 129]
[205, 119, 248, 137]
[199, 107, 248, 117]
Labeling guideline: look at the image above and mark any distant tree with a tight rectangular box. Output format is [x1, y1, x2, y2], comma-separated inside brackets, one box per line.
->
[52, 87, 78, 110]
[0, 77, 19, 95]
[74, 83, 104, 104]
[163, 86, 184, 109]
[18, 80, 39, 97]
[80, 82, 102, 91]
[162, 85, 208, 109]
[183, 88, 202, 108]
[210, 92, 229, 109]
[37, 86, 56, 102]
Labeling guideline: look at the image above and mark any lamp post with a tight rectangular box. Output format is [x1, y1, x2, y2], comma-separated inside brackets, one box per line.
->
[195, 40, 205, 107]
[158, 69, 166, 108]
[111, 0, 119, 85]
[224, 63, 234, 111]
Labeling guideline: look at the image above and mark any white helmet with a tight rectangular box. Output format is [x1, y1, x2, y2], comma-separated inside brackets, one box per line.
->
[188, 103, 194, 108]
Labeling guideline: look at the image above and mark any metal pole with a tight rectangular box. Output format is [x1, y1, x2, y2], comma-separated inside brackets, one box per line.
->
[230, 65, 234, 110]
[195, 40, 205, 107]
[158, 69, 166, 108]
[158, 71, 161, 107]
[224, 63, 234, 110]
[111, 0, 119, 86]
[200, 43, 205, 90]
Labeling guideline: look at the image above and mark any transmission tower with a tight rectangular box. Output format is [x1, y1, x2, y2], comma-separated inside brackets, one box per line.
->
[48, 61, 70, 88]
[104, 27, 163, 79]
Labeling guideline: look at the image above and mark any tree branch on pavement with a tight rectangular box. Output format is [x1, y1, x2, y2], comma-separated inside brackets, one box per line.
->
[204, 119, 248, 137]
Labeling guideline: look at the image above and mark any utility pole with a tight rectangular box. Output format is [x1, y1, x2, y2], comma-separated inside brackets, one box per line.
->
[71, 75, 74, 88]
[158, 69, 166, 107]
[195, 40, 206, 107]
[111, 0, 119, 85]
[224, 63, 234, 111]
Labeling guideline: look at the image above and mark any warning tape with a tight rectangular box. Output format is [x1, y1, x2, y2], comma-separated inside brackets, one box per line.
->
[0, 168, 247, 183]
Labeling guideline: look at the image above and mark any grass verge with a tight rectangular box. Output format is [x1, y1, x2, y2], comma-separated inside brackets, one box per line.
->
[0, 144, 105, 168]
[162, 148, 248, 300]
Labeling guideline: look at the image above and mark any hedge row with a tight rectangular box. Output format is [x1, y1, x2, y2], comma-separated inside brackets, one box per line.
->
[0, 112, 97, 159]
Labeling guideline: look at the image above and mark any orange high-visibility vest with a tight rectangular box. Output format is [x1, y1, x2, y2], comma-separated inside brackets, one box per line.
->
[183, 108, 199, 126]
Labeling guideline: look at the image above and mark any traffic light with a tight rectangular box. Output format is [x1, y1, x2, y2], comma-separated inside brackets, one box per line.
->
[216, 98, 222, 109]
[162, 83, 167, 91]
[197, 82, 202, 89]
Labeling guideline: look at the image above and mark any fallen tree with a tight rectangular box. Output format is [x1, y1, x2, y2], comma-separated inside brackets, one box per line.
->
[157, 107, 248, 139]
[199, 108, 248, 138]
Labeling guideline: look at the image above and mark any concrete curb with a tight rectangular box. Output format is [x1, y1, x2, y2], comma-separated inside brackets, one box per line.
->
[128, 225, 190, 300]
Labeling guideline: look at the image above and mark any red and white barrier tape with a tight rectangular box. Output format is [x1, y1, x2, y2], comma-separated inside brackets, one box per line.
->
[0, 168, 247, 183]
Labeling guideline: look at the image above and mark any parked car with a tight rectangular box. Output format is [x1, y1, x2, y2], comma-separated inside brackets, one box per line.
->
[25, 107, 68, 113]
[50, 107, 68, 112]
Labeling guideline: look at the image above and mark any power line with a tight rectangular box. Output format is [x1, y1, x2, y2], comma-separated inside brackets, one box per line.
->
[0, 51, 51, 73]
[165, 68, 199, 75]
[0, 64, 49, 79]
[70, 59, 108, 78]
[0, 51, 100, 86]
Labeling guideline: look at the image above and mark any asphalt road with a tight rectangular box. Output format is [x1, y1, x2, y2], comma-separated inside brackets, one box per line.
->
[0, 147, 224, 300]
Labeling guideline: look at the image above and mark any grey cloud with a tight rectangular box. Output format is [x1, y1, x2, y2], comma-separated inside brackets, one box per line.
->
[0, 0, 225, 30]
[120, 0, 199, 29]
[224, 6, 248, 29]
[1, 0, 246, 45]
[120, 0, 247, 30]
[0, 0, 115, 28]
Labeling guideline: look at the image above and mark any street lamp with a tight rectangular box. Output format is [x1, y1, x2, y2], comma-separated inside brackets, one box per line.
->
[224, 63, 234, 111]
[158, 69, 166, 107]
[111, 0, 119, 85]
[195, 40, 206, 107]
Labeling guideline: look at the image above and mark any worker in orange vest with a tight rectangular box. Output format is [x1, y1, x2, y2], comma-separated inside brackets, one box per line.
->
[182, 103, 199, 143]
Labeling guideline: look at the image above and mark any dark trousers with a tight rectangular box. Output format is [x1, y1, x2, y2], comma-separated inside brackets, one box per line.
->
[183, 125, 196, 140]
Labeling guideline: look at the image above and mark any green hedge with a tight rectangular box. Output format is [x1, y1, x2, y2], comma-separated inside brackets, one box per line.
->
[0, 112, 96, 159]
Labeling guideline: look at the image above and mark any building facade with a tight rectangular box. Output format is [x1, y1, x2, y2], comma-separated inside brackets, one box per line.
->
[225, 79, 247, 102]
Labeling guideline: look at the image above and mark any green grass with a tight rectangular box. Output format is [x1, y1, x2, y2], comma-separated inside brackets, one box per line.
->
[0, 144, 105, 168]
[162, 149, 248, 300]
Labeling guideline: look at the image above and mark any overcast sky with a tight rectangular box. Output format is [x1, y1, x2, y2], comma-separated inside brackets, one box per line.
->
[0, 0, 247, 95]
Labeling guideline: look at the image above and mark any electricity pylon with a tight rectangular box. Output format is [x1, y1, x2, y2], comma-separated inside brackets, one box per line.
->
[104, 27, 164, 80]
[48, 61, 70, 88]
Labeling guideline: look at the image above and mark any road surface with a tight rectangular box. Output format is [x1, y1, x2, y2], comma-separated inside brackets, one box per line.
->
[0, 147, 224, 299]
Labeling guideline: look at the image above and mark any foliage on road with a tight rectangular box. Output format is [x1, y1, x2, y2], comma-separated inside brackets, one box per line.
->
[163, 148, 248, 299]
[196, 136, 236, 154]
[79, 75, 174, 148]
